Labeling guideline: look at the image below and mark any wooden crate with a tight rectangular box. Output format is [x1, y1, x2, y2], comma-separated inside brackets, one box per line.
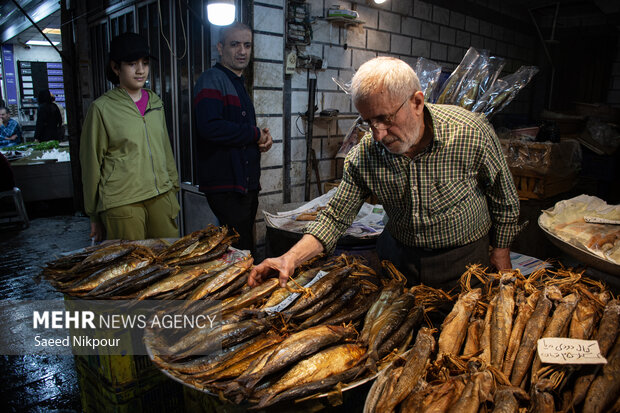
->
[511, 169, 577, 200]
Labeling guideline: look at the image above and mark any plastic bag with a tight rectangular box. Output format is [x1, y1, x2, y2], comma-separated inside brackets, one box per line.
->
[455, 50, 491, 110]
[332, 77, 352, 95]
[413, 57, 442, 102]
[477, 56, 505, 101]
[435, 47, 481, 104]
[472, 66, 539, 117]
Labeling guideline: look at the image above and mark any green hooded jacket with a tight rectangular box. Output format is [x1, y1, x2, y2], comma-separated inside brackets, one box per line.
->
[80, 87, 179, 222]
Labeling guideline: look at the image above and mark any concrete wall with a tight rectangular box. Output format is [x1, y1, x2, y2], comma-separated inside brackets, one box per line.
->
[251, 0, 538, 258]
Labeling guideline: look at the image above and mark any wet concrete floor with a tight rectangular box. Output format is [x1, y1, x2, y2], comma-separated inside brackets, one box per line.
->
[1, 206, 90, 412]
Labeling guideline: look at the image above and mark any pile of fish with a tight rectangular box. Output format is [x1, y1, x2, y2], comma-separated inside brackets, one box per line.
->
[145, 261, 448, 409]
[41, 226, 250, 300]
[364, 265, 620, 413]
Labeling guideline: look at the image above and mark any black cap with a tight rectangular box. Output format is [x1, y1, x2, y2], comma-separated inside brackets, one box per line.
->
[109, 32, 155, 62]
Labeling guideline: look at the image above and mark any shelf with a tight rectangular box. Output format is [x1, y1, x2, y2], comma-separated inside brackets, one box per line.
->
[325, 17, 364, 26]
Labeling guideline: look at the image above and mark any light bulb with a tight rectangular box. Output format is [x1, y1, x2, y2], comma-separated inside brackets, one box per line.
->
[207, 1, 236, 26]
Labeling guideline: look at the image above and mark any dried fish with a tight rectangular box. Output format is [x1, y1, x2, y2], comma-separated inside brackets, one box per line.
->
[502, 290, 539, 378]
[438, 288, 482, 357]
[510, 289, 553, 387]
[582, 334, 620, 413]
[491, 276, 516, 369]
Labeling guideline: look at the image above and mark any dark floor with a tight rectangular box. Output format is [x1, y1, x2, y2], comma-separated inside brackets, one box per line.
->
[1, 208, 90, 413]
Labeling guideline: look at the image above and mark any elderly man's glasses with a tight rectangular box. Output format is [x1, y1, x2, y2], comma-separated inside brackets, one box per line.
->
[358, 95, 411, 132]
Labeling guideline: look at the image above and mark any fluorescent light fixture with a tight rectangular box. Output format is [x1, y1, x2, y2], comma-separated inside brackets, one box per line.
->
[43, 28, 61, 35]
[26, 40, 60, 46]
[207, 0, 236, 26]
[374, 0, 387, 3]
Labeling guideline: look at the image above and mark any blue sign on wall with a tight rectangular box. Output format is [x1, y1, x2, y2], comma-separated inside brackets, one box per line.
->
[1, 44, 18, 105]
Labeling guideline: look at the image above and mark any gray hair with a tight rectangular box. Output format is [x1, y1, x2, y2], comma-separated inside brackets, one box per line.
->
[218, 21, 252, 44]
[351, 57, 421, 103]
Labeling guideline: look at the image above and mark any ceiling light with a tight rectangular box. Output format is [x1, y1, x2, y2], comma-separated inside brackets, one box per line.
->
[374, 0, 388, 3]
[207, 0, 236, 26]
[43, 28, 61, 35]
[26, 40, 60, 46]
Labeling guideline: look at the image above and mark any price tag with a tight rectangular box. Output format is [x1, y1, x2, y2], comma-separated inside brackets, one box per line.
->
[537, 338, 607, 365]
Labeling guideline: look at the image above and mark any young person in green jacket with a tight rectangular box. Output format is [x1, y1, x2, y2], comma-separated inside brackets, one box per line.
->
[80, 32, 180, 241]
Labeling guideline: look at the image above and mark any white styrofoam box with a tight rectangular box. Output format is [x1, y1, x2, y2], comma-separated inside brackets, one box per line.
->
[455, 30, 471, 48]
[440, 26, 456, 45]
[413, 0, 432, 21]
[352, 48, 377, 69]
[254, 33, 283, 61]
[420, 21, 440, 42]
[450, 11, 465, 30]
[260, 141, 283, 169]
[254, 5, 284, 34]
[325, 46, 352, 69]
[432, 5, 449, 25]
[254, 90, 284, 115]
[390, 34, 412, 55]
[378, 10, 400, 32]
[401, 17, 421, 37]
[367, 30, 390, 52]
[430, 43, 447, 62]
[345, 25, 366, 49]
[260, 168, 283, 193]
[317, 69, 340, 91]
[254, 61, 283, 88]
[411, 38, 430, 58]
[465, 16, 479, 33]
[356, 5, 378, 30]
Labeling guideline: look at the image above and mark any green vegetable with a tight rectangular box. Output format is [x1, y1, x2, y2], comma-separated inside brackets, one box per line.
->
[12, 140, 60, 151]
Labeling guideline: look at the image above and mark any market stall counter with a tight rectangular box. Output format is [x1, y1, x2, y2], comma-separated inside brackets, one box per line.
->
[3, 143, 73, 202]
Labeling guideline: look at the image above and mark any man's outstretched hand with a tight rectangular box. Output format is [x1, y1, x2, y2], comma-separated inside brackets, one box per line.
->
[249, 255, 296, 288]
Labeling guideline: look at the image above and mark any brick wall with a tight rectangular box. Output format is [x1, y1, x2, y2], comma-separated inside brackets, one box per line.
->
[252, 0, 539, 257]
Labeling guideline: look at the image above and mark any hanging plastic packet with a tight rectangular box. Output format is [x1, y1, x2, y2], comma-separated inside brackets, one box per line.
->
[413, 57, 442, 102]
[473, 66, 539, 117]
[435, 47, 481, 104]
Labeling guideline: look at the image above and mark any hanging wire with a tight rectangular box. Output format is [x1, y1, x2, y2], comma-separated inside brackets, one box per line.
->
[158, 0, 188, 60]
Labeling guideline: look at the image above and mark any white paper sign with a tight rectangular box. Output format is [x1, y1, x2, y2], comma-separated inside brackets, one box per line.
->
[537, 338, 607, 365]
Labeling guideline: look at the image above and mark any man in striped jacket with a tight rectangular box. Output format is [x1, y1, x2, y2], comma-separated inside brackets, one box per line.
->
[193, 22, 272, 255]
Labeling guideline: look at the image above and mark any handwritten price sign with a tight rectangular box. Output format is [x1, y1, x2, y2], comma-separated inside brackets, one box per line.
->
[537, 338, 607, 365]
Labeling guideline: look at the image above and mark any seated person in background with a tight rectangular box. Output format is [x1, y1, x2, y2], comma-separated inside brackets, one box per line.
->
[0, 107, 22, 147]
[35, 89, 63, 142]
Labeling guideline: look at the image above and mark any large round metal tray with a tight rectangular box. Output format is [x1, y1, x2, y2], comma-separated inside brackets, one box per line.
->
[538, 215, 620, 276]
[145, 335, 380, 403]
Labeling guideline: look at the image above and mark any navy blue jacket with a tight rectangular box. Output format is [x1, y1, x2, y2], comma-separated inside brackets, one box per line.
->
[193, 63, 261, 194]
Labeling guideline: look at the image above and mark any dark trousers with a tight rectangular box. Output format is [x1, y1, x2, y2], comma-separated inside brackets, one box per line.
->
[206, 190, 259, 255]
[376, 231, 490, 290]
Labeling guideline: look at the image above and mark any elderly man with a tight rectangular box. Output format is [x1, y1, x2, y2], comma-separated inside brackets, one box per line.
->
[193, 22, 272, 255]
[0, 107, 23, 147]
[250, 56, 521, 290]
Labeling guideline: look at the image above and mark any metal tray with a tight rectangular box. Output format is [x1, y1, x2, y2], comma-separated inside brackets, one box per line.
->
[538, 215, 620, 276]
